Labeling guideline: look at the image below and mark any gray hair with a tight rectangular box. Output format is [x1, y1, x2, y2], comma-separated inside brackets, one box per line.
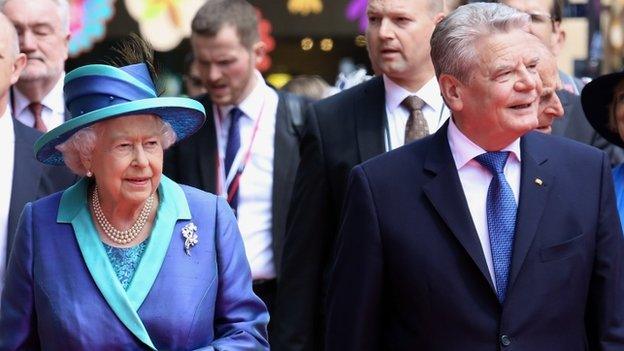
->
[1, 0, 70, 33]
[430, 3, 530, 83]
[56, 118, 177, 176]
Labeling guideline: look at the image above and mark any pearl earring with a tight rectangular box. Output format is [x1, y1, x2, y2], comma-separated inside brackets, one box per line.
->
[86, 170, 93, 177]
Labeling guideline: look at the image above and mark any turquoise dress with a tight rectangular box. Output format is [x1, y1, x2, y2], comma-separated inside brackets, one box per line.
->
[613, 164, 624, 232]
[103, 241, 149, 290]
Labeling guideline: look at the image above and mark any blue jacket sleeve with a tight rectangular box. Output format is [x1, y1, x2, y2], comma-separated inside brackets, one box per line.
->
[211, 196, 270, 350]
[0, 203, 41, 350]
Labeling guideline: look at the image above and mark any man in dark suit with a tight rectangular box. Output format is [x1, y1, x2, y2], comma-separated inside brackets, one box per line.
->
[272, 1, 448, 350]
[0, 12, 74, 304]
[163, 0, 307, 317]
[326, 3, 624, 350]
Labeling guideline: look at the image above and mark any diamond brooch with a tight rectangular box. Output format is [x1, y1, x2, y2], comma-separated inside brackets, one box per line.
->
[181, 222, 198, 256]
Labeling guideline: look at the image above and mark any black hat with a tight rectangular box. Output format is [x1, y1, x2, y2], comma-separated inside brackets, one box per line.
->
[581, 71, 624, 148]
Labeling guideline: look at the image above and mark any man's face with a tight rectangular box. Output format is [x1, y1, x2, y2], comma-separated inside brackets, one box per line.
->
[535, 53, 563, 134]
[450, 30, 541, 149]
[191, 25, 260, 107]
[502, 0, 564, 55]
[366, 0, 442, 87]
[2, 0, 69, 84]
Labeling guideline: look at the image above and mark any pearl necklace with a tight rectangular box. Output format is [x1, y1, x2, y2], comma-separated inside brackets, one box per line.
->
[91, 185, 154, 245]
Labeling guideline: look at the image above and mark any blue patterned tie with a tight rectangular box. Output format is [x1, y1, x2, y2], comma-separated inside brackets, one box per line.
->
[474, 151, 517, 303]
[224, 107, 244, 211]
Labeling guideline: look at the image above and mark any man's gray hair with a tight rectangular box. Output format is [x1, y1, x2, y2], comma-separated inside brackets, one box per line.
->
[1, 0, 70, 33]
[430, 3, 530, 83]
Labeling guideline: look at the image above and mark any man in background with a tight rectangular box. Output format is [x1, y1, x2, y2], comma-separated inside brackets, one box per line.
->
[273, 1, 448, 350]
[1, 0, 70, 132]
[164, 0, 308, 323]
[535, 42, 564, 133]
[500, 0, 624, 164]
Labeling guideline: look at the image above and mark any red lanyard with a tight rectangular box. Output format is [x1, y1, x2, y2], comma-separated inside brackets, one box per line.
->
[214, 99, 266, 201]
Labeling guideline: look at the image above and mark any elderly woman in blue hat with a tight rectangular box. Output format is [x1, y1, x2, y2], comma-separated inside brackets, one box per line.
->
[582, 71, 624, 231]
[0, 38, 269, 350]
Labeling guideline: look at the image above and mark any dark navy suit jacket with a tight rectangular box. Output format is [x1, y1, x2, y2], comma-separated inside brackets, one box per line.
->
[8, 119, 75, 257]
[326, 123, 624, 350]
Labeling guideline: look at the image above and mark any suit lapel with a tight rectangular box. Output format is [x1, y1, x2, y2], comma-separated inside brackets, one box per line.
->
[508, 133, 553, 288]
[57, 179, 156, 350]
[422, 124, 495, 292]
[355, 76, 386, 162]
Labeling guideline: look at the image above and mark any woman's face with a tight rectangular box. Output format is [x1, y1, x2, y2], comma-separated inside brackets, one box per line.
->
[87, 114, 163, 207]
[614, 81, 624, 140]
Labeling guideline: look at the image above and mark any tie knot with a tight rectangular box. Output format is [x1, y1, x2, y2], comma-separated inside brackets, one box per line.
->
[475, 151, 510, 174]
[401, 95, 425, 112]
[229, 107, 244, 122]
[28, 102, 43, 115]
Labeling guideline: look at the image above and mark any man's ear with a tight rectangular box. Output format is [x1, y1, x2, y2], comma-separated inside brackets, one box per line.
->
[252, 41, 266, 68]
[439, 73, 464, 112]
[433, 12, 446, 24]
[10, 53, 26, 85]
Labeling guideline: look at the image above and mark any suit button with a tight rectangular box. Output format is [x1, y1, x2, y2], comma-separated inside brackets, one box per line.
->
[500, 334, 511, 346]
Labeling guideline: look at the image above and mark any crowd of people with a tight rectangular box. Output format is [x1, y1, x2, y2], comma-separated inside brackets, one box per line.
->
[1, 0, 624, 350]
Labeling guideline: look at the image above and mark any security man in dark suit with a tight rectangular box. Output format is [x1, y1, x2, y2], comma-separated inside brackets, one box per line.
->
[272, 1, 449, 350]
[163, 0, 307, 323]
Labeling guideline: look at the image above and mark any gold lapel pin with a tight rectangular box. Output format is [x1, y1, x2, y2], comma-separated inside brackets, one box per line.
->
[534, 178, 543, 186]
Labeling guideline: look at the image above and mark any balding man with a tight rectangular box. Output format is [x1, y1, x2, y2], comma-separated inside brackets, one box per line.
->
[2, 0, 70, 132]
[0, 13, 74, 302]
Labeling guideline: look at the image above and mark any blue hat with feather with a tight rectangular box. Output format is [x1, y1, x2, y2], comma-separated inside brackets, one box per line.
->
[35, 62, 206, 165]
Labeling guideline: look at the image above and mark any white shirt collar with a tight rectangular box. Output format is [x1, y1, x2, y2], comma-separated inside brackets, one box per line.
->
[0, 107, 14, 143]
[13, 73, 65, 115]
[383, 75, 445, 115]
[447, 116, 521, 170]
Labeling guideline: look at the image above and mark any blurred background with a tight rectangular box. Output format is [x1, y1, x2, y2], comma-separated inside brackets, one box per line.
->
[66, 0, 623, 95]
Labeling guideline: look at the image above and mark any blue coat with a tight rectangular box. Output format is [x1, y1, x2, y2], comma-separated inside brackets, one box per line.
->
[0, 176, 269, 350]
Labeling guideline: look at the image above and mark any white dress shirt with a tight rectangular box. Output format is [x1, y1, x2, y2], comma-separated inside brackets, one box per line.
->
[11, 74, 65, 130]
[214, 70, 278, 280]
[447, 117, 521, 290]
[0, 108, 15, 300]
[384, 75, 450, 151]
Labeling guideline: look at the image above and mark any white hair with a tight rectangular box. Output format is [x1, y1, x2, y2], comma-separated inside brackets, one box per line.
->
[56, 118, 177, 176]
[430, 3, 530, 83]
[1, 0, 70, 33]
